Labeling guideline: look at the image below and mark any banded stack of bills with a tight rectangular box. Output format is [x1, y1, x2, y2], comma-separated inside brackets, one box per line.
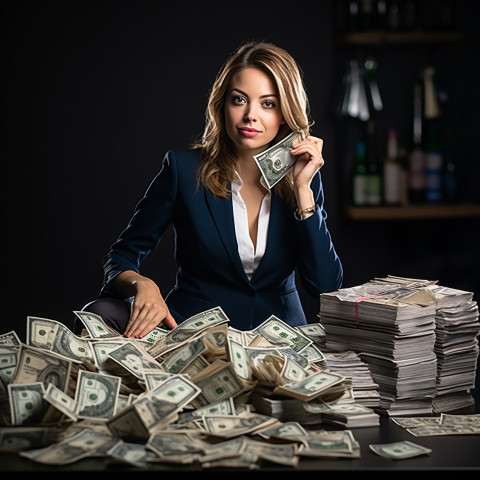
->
[319, 275, 479, 416]
[432, 299, 480, 412]
[319, 276, 438, 416]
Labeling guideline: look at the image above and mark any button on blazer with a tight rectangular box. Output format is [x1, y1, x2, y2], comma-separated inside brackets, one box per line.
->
[101, 148, 343, 330]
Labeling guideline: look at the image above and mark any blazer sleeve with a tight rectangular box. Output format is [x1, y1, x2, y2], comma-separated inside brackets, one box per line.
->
[100, 150, 178, 298]
[293, 171, 343, 298]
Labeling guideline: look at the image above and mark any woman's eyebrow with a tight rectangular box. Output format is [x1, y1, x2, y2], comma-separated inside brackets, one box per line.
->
[231, 88, 278, 99]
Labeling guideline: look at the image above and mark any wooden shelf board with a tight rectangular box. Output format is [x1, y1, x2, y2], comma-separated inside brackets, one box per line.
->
[345, 204, 480, 220]
[335, 30, 465, 45]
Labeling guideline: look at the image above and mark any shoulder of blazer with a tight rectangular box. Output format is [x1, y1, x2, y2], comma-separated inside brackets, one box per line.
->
[165, 148, 202, 170]
[163, 149, 203, 192]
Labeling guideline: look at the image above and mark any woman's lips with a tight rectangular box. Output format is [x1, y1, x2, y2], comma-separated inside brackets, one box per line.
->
[238, 127, 260, 137]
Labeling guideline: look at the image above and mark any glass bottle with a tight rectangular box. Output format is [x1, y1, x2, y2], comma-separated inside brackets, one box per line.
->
[409, 83, 426, 203]
[383, 129, 402, 205]
[352, 141, 368, 206]
[366, 120, 382, 206]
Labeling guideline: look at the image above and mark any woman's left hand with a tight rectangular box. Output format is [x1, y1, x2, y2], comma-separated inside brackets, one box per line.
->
[290, 135, 325, 190]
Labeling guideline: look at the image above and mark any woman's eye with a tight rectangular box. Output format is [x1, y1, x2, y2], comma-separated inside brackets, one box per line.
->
[233, 95, 246, 105]
[262, 99, 276, 108]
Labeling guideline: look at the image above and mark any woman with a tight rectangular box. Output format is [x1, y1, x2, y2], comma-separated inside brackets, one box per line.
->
[83, 41, 343, 337]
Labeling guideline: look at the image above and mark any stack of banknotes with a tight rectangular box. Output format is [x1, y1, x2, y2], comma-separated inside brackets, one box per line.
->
[319, 275, 480, 417]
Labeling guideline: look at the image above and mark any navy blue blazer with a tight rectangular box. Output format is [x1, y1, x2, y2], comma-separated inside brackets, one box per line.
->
[101, 148, 343, 330]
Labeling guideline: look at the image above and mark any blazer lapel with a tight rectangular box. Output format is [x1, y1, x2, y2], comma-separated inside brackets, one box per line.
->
[204, 185, 251, 284]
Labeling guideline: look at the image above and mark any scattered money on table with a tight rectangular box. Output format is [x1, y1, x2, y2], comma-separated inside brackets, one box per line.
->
[369, 440, 432, 460]
[0, 307, 366, 468]
[0, 275, 479, 469]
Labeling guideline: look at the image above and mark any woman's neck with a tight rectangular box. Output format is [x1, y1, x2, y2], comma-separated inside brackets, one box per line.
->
[236, 153, 261, 185]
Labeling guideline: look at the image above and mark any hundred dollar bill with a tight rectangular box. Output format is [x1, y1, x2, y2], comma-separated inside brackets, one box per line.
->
[73, 311, 121, 339]
[90, 341, 141, 388]
[26, 316, 93, 363]
[43, 383, 78, 421]
[176, 397, 237, 424]
[439, 413, 480, 428]
[148, 306, 230, 357]
[160, 335, 207, 374]
[8, 382, 46, 425]
[228, 327, 249, 346]
[192, 360, 245, 407]
[369, 440, 432, 459]
[106, 439, 156, 467]
[138, 374, 201, 427]
[243, 345, 309, 373]
[201, 413, 277, 438]
[298, 343, 326, 365]
[244, 438, 299, 467]
[147, 431, 206, 458]
[279, 355, 308, 384]
[407, 424, 480, 437]
[295, 323, 326, 343]
[227, 338, 253, 381]
[107, 375, 201, 440]
[273, 370, 346, 401]
[19, 428, 116, 465]
[90, 340, 128, 370]
[202, 323, 228, 355]
[143, 370, 172, 390]
[304, 399, 373, 416]
[11, 344, 72, 393]
[0, 331, 21, 348]
[108, 342, 161, 380]
[75, 370, 121, 420]
[392, 417, 441, 428]
[252, 315, 313, 353]
[298, 431, 356, 457]
[0, 346, 19, 387]
[139, 326, 169, 350]
[253, 131, 304, 189]
[199, 437, 248, 463]
[256, 421, 308, 440]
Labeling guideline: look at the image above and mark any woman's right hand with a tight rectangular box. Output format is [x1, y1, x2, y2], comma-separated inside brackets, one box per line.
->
[117, 273, 177, 338]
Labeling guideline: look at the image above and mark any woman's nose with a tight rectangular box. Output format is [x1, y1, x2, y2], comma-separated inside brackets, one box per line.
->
[244, 105, 257, 122]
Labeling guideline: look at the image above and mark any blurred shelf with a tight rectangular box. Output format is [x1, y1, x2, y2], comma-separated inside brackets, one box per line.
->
[345, 203, 480, 220]
[334, 30, 465, 45]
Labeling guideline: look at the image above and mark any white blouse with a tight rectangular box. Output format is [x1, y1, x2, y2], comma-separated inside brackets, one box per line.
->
[231, 172, 271, 280]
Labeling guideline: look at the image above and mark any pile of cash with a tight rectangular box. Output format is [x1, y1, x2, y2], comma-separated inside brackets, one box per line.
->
[319, 275, 480, 416]
[0, 307, 369, 468]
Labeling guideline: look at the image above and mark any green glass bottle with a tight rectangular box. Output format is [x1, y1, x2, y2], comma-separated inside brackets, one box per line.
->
[352, 141, 368, 206]
[366, 120, 382, 206]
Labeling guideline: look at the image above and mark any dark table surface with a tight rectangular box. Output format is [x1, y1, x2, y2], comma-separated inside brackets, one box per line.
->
[1, 413, 479, 473]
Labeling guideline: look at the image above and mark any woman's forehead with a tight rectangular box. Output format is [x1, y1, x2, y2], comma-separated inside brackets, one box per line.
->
[229, 67, 278, 96]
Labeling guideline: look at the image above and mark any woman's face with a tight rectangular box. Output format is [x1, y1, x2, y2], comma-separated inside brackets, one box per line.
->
[224, 67, 284, 158]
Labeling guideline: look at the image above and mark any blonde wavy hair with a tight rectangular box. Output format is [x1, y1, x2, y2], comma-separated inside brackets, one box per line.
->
[193, 41, 312, 204]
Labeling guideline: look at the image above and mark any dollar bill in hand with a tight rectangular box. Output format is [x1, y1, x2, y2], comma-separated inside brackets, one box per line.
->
[254, 131, 303, 189]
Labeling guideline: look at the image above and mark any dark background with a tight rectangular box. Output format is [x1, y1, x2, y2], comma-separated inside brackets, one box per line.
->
[1, 0, 479, 344]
